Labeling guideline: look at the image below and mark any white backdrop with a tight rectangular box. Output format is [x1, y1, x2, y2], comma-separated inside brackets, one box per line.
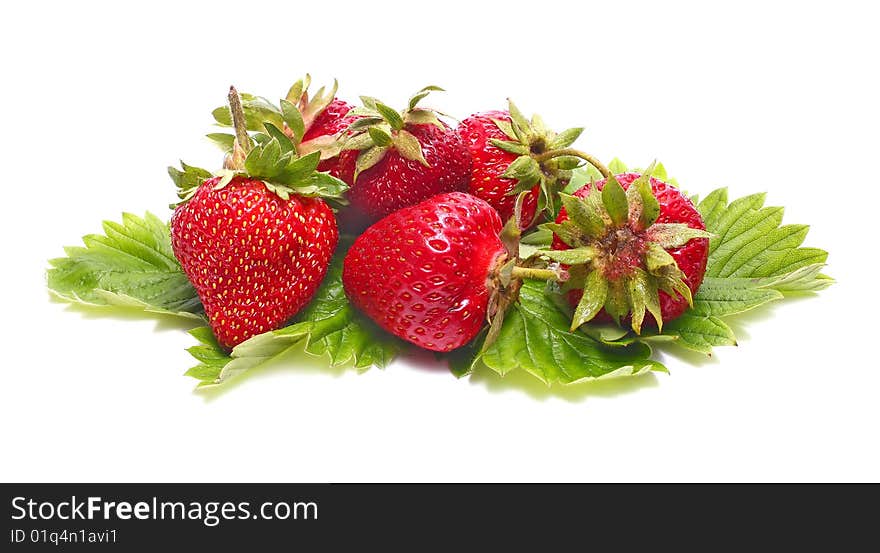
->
[2, 0, 877, 482]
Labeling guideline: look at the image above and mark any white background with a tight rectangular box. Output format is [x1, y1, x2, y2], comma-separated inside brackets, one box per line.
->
[2, 0, 878, 482]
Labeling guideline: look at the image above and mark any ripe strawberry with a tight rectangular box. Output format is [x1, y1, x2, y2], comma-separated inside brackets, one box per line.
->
[332, 87, 472, 223]
[302, 97, 359, 175]
[546, 169, 711, 332]
[170, 87, 347, 349]
[457, 110, 539, 227]
[457, 100, 609, 229]
[210, 75, 357, 173]
[171, 176, 338, 349]
[342, 192, 564, 352]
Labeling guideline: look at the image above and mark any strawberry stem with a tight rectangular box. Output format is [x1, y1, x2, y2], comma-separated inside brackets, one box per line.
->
[511, 266, 569, 282]
[228, 86, 251, 156]
[534, 148, 612, 179]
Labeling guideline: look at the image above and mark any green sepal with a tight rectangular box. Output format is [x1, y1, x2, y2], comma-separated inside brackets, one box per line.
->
[492, 118, 517, 140]
[285, 74, 310, 104]
[205, 133, 235, 151]
[601, 174, 629, 226]
[502, 156, 542, 190]
[604, 279, 629, 326]
[608, 157, 628, 174]
[626, 268, 662, 334]
[404, 108, 444, 129]
[375, 102, 404, 130]
[548, 127, 584, 150]
[368, 126, 393, 147]
[537, 246, 597, 265]
[547, 166, 711, 335]
[558, 192, 605, 239]
[627, 173, 660, 230]
[572, 270, 608, 330]
[393, 129, 429, 166]
[407, 85, 444, 110]
[210, 76, 341, 153]
[342, 85, 445, 173]
[354, 145, 389, 181]
[214, 127, 349, 202]
[646, 223, 713, 249]
[168, 161, 213, 205]
[280, 99, 305, 142]
[490, 138, 529, 155]
[212, 93, 283, 132]
[507, 100, 531, 142]
[540, 221, 580, 248]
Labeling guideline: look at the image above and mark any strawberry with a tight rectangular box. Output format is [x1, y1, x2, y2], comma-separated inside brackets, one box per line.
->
[342, 192, 565, 352]
[457, 100, 610, 229]
[545, 168, 711, 333]
[457, 110, 539, 227]
[332, 87, 472, 223]
[302, 97, 359, 175]
[209, 75, 357, 173]
[170, 87, 347, 349]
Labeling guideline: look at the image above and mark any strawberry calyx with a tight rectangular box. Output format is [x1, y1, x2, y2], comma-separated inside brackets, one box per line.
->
[170, 87, 349, 207]
[483, 217, 569, 350]
[542, 166, 712, 334]
[208, 74, 343, 161]
[489, 99, 612, 227]
[338, 86, 448, 180]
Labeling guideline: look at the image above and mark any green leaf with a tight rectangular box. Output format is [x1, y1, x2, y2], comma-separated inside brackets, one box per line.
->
[698, 188, 830, 286]
[47, 212, 203, 319]
[185, 250, 401, 387]
[474, 280, 665, 384]
[689, 276, 784, 317]
[663, 313, 737, 354]
[756, 263, 834, 293]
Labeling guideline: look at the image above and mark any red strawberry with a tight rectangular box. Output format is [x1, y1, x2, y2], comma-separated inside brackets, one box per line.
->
[301, 98, 360, 175]
[210, 75, 358, 174]
[342, 192, 564, 352]
[302, 98, 357, 142]
[547, 169, 711, 333]
[457, 110, 539, 227]
[457, 100, 609, 230]
[171, 87, 346, 349]
[171, 176, 338, 349]
[332, 87, 472, 223]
